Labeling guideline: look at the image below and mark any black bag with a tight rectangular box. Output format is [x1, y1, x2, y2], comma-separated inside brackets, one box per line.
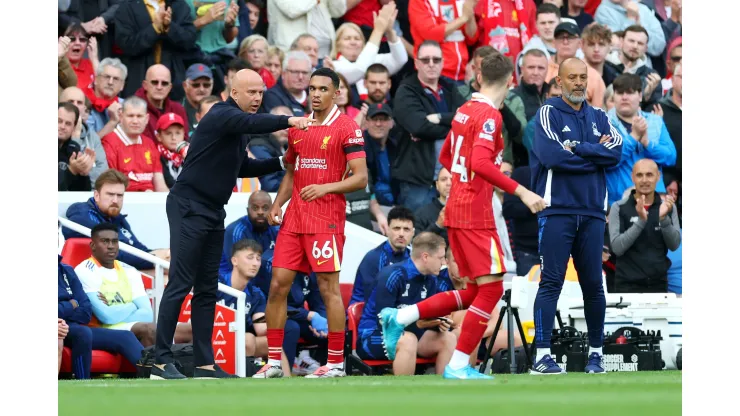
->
[490, 347, 529, 374]
[550, 326, 588, 372]
[676, 347, 681, 370]
[136, 344, 195, 378]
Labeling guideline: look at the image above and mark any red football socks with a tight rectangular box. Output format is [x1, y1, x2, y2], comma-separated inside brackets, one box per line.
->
[327, 331, 345, 366]
[267, 328, 284, 364]
[455, 280, 504, 355]
[416, 284, 479, 320]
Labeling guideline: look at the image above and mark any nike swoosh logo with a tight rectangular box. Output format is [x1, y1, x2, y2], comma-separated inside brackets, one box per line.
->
[124, 158, 132, 163]
[317, 259, 328, 265]
[293, 139, 302, 144]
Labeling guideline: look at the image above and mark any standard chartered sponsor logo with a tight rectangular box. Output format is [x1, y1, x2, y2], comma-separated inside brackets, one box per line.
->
[300, 158, 328, 169]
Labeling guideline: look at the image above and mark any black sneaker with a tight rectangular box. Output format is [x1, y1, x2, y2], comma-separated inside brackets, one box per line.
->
[150, 363, 187, 380]
[193, 364, 239, 379]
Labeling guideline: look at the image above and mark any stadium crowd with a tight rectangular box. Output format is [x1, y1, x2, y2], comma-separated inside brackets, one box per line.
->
[58, 0, 683, 378]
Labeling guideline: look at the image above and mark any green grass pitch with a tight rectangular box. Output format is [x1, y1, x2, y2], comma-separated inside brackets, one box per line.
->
[58, 371, 681, 416]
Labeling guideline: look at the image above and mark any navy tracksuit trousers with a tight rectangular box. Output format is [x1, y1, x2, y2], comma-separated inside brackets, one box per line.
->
[533, 214, 606, 349]
[64, 323, 144, 379]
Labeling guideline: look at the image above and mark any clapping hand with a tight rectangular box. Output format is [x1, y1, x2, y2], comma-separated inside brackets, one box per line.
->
[636, 194, 648, 221]
[659, 195, 675, 220]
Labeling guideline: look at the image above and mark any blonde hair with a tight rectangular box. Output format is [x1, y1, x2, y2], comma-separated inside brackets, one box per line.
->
[330, 23, 365, 60]
[267, 46, 285, 65]
[238, 34, 269, 60]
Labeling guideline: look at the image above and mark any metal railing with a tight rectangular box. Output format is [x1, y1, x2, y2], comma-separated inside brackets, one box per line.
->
[58, 216, 247, 377]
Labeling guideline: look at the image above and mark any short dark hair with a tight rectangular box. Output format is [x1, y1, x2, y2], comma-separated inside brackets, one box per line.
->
[59, 102, 80, 125]
[64, 22, 89, 38]
[480, 53, 514, 86]
[417, 40, 441, 55]
[198, 95, 221, 113]
[411, 232, 446, 259]
[472, 45, 498, 60]
[387, 206, 415, 225]
[95, 169, 129, 191]
[623, 25, 649, 43]
[91, 222, 118, 239]
[365, 63, 390, 79]
[227, 58, 251, 73]
[612, 73, 643, 95]
[231, 239, 263, 257]
[246, 0, 264, 8]
[547, 77, 560, 89]
[310, 67, 340, 89]
[536, 3, 561, 18]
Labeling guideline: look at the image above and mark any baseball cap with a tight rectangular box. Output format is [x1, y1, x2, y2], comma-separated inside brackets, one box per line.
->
[366, 103, 392, 118]
[157, 113, 185, 131]
[554, 19, 581, 37]
[185, 63, 213, 81]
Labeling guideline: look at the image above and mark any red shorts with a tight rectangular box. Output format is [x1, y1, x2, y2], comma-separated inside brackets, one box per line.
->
[272, 230, 345, 274]
[447, 227, 507, 279]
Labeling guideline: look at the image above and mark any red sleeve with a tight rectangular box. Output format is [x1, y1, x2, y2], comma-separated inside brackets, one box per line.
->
[409, 0, 446, 44]
[343, 122, 366, 161]
[150, 142, 162, 172]
[101, 133, 118, 169]
[471, 146, 519, 194]
[439, 131, 453, 172]
[527, 0, 538, 35]
[284, 129, 297, 164]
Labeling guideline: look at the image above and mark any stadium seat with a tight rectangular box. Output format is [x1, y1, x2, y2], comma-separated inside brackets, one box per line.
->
[61, 238, 92, 268]
[345, 302, 436, 376]
[340, 283, 353, 310]
[60, 347, 137, 377]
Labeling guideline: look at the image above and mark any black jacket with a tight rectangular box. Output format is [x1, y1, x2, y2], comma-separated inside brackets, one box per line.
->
[512, 81, 547, 121]
[171, 97, 289, 208]
[604, 60, 662, 111]
[58, 140, 92, 192]
[610, 191, 680, 292]
[658, 93, 682, 182]
[262, 80, 308, 116]
[114, 0, 196, 102]
[392, 75, 466, 186]
[414, 198, 448, 244]
[502, 166, 538, 253]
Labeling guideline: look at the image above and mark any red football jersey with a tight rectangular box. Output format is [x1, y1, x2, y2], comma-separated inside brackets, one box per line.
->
[443, 93, 506, 230]
[282, 105, 366, 234]
[102, 127, 162, 192]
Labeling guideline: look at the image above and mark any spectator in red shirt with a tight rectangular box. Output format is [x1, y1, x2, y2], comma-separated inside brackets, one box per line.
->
[102, 97, 169, 192]
[134, 64, 190, 142]
[474, 0, 537, 62]
[63, 23, 99, 92]
[408, 0, 479, 83]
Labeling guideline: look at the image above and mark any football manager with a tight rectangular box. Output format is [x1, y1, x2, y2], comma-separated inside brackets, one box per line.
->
[151, 69, 314, 380]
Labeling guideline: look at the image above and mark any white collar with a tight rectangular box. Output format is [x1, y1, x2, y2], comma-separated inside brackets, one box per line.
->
[309, 105, 341, 126]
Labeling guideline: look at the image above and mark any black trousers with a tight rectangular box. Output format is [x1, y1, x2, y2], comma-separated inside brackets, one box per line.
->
[155, 193, 226, 366]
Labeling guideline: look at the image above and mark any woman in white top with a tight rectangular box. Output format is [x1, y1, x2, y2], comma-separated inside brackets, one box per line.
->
[326, 2, 408, 86]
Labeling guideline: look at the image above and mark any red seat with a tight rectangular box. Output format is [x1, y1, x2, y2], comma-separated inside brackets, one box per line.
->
[60, 347, 137, 376]
[346, 302, 435, 374]
[340, 283, 353, 310]
[61, 238, 92, 268]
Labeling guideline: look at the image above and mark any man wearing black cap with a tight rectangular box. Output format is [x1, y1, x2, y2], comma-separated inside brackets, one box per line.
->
[364, 103, 398, 208]
[545, 19, 606, 109]
[182, 64, 215, 134]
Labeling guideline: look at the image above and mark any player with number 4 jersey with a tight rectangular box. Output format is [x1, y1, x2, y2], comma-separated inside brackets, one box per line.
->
[257, 68, 368, 380]
[377, 53, 546, 380]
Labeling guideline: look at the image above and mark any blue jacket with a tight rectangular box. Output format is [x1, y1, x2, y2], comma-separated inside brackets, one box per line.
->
[217, 271, 267, 330]
[349, 241, 410, 306]
[667, 230, 682, 295]
[605, 109, 677, 206]
[530, 97, 623, 219]
[58, 256, 93, 325]
[262, 80, 307, 116]
[436, 268, 455, 293]
[219, 215, 280, 275]
[358, 258, 439, 336]
[65, 198, 153, 270]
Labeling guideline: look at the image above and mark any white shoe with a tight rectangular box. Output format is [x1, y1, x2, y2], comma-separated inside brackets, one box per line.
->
[304, 365, 346, 378]
[293, 351, 321, 376]
[252, 364, 284, 378]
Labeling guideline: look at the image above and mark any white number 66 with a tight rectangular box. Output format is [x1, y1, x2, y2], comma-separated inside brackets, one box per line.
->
[312, 241, 334, 259]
